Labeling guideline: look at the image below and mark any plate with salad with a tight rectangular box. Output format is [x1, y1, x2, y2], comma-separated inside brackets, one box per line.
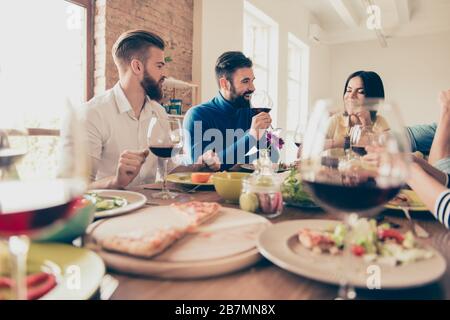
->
[281, 168, 319, 209]
[85, 190, 147, 219]
[257, 219, 446, 288]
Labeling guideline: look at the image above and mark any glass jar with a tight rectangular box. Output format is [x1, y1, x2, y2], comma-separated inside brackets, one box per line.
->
[239, 149, 283, 218]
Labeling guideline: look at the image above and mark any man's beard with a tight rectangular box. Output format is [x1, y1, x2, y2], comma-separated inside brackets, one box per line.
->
[229, 82, 254, 108]
[141, 70, 164, 101]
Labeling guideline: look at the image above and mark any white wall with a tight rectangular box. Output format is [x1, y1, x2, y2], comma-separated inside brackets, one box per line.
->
[193, 0, 244, 104]
[193, 0, 331, 162]
[329, 31, 450, 126]
[193, 0, 331, 120]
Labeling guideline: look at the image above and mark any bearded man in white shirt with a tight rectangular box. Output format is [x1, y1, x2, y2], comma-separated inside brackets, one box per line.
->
[85, 30, 219, 189]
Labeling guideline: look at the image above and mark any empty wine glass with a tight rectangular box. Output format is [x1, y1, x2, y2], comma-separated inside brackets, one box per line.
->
[300, 98, 410, 299]
[147, 117, 183, 199]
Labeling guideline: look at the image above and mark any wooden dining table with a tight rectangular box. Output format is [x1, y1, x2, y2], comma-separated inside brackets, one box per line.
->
[106, 183, 450, 300]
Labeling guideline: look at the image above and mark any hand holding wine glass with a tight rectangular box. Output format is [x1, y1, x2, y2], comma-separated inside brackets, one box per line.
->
[249, 113, 272, 140]
[249, 90, 273, 140]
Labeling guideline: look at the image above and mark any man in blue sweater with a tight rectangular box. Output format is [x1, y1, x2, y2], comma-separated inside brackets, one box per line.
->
[183, 51, 275, 170]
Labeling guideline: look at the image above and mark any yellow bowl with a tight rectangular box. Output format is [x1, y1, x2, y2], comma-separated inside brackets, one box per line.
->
[212, 172, 250, 203]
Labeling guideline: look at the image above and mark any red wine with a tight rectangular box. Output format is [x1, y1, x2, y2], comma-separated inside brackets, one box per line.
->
[0, 149, 26, 168]
[149, 145, 180, 158]
[344, 136, 350, 150]
[0, 179, 85, 237]
[352, 146, 367, 156]
[303, 180, 401, 212]
[252, 107, 271, 115]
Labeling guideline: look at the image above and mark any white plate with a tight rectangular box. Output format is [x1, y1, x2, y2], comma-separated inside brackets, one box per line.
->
[257, 220, 447, 289]
[85, 206, 270, 279]
[88, 189, 147, 219]
[2, 242, 105, 300]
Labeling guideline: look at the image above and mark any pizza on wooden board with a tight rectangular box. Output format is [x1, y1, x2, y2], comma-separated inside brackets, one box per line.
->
[99, 202, 222, 258]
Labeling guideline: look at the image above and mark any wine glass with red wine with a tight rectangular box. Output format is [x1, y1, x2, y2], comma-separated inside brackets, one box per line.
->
[250, 90, 273, 117]
[294, 123, 304, 149]
[147, 117, 183, 199]
[0, 100, 89, 299]
[349, 124, 377, 157]
[300, 99, 410, 299]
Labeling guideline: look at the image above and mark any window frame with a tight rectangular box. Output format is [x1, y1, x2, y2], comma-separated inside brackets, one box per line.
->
[66, 0, 94, 101]
[287, 33, 309, 130]
[243, 0, 279, 125]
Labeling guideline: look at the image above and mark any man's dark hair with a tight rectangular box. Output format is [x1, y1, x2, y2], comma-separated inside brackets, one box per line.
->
[215, 51, 253, 86]
[112, 29, 165, 67]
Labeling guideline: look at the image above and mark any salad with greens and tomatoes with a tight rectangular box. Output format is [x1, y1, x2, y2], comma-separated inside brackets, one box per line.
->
[298, 217, 433, 266]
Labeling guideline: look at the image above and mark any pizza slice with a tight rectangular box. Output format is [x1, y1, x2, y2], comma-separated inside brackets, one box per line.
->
[100, 227, 186, 258]
[170, 201, 222, 229]
[99, 202, 222, 258]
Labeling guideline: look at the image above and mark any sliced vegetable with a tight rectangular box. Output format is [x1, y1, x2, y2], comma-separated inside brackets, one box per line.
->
[351, 245, 365, 256]
[191, 172, 212, 183]
[378, 228, 405, 244]
[85, 192, 128, 212]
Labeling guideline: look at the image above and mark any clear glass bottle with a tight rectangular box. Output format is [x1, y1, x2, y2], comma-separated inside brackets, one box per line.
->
[239, 149, 283, 218]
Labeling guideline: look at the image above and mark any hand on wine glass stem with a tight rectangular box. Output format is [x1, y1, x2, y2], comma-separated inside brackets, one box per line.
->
[349, 110, 372, 127]
[114, 149, 149, 188]
[249, 112, 272, 140]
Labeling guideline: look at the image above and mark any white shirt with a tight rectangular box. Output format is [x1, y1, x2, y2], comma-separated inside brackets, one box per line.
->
[82, 82, 175, 188]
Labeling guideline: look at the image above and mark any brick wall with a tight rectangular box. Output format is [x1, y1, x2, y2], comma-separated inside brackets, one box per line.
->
[94, 0, 194, 105]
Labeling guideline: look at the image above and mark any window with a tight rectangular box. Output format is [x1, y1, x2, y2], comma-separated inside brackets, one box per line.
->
[243, 1, 279, 125]
[287, 33, 309, 131]
[0, 0, 93, 177]
[284, 33, 309, 163]
[0, 0, 94, 129]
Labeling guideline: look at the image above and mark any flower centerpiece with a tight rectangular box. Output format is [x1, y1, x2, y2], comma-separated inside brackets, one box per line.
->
[265, 129, 285, 155]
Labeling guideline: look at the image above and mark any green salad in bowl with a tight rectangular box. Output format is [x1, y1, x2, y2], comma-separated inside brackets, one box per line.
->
[281, 168, 318, 208]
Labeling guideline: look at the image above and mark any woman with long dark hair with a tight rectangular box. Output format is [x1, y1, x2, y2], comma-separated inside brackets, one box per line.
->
[326, 70, 390, 148]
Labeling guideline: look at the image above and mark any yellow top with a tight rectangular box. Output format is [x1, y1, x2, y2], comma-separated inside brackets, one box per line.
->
[326, 113, 390, 146]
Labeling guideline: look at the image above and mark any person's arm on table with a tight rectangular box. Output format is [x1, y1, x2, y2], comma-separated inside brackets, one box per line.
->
[412, 155, 448, 186]
[408, 162, 450, 229]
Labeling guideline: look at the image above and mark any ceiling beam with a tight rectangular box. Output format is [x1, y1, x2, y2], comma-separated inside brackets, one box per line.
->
[394, 0, 411, 24]
[328, 0, 360, 28]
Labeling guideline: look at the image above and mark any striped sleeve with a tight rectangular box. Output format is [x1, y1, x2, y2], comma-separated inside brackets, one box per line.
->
[434, 190, 450, 229]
